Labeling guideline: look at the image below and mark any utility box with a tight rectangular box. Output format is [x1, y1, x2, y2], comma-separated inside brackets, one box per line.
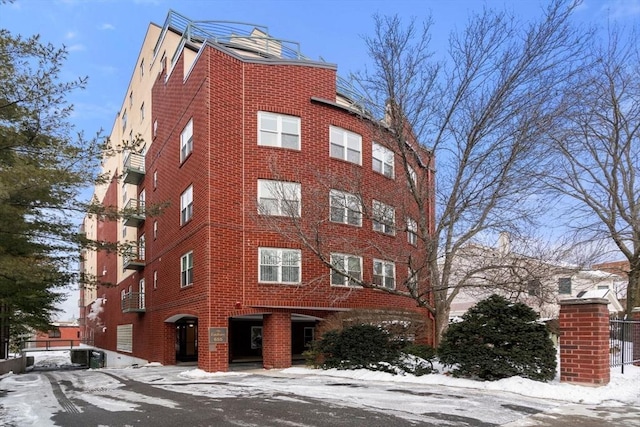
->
[70, 349, 90, 366]
[89, 351, 105, 369]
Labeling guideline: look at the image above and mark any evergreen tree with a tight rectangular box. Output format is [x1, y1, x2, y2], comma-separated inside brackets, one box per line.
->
[438, 294, 556, 381]
[0, 25, 104, 351]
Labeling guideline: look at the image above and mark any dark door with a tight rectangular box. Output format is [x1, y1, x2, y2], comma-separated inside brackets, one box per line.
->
[176, 318, 198, 362]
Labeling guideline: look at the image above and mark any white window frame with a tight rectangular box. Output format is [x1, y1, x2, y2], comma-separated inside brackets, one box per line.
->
[258, 112, 301, 150]
[406, 217, 418, 246]
[138, 234, 145, 261]
[153, 270, 158, 289]
[258, 248, 301, 284]
[180, 185, 193, 225]
[372, 200, 395, 235]
[407, 267, 418, 292]
[153, 220, 158, 239]
[330, 253, 362, 287]
[138, 278, 145, 309]
[372, 142, 394, 178]
[181, 251, 194, 287]
[407, 164, 417, 188]
[122, 182, 127, 205]
[373, 259, 396, 290]
[257, 179, 301, 217]
[180, 118, 193, 162]
[122, 109, 127, 132]
[330, 126, 362, 165]
[329, 189, 362, 226]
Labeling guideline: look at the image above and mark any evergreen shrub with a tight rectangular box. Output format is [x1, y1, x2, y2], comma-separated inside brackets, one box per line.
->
[438, 294, 556, 381]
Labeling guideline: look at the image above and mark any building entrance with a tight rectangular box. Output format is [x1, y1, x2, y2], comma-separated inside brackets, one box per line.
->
[176, 318, 198, 362]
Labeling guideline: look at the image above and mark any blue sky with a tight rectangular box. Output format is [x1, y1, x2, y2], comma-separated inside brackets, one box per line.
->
[1, 0, 639, 319]
[3, 0, 639, 143]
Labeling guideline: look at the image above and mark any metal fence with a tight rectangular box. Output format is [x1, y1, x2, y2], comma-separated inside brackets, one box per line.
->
[610, 318, 640, 373]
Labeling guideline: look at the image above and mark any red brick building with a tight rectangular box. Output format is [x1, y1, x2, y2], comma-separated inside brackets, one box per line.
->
[33, 322, 80, 349]
[82, 11, 434, 372]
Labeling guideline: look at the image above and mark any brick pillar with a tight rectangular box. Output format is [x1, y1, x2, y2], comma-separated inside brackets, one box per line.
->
[559, 298, 610, 386]
[262, 312, 291, 369]
[633, 308, 640, 367]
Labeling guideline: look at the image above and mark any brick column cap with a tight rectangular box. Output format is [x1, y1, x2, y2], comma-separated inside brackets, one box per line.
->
[559, 297, 609, 306]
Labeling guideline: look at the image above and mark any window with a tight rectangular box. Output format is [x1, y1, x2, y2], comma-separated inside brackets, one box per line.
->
[528, 279, 542, 297]
[153, 170, 158, 189]
[372, 142, 394, 178]
[181, 251, 194, 287]
[330, 253, 362, 287]
[153, 270, 158, 289]
[406, 217, 417, 245]
[257, 179, 301, 216]
[407, 267, 418, 292]
[47, 328, 61, 338]
[258, 112, 301, 150]
[258, 248, 301, 284]
[180, 185, 193, 225]
[122, 109, 127, 132]
[140, 102, 145, 122]
[153, 220, 158, 239]
[373, 259, 395, 289]
[153, 119, 158, 138]
[180, 119, 193, 162]
[129, 91, 133, 107]
[139, 279, 145, 309]
[122, 221, 127, 238]
[330, 126, 361, 165]
[372, 200, 395, 235]
[138, 189, 145, 213]
[407, 164, 417, 187]
[140, 58, 144, 78]
[122, 182, 127, 205]
[138, 234, 145, 261]
[558, 277, 571, 295]
[329, 190, 362, 226]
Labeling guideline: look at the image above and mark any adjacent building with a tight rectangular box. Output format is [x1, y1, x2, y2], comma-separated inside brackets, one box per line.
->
[80, 11, 435, 372]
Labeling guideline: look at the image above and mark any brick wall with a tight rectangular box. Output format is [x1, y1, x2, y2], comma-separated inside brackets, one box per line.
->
[94, 33, 434, 372]
[559, 298, 610, 385]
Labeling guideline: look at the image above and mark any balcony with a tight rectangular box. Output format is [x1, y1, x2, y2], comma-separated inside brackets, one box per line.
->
[123, 245, 145, 270]
[121, 292, 146, 313]
[123, 198, 146, 227]
[123, 153, 145, 185]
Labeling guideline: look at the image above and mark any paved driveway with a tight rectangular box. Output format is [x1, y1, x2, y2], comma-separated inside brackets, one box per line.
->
[1, 366, 638, 426]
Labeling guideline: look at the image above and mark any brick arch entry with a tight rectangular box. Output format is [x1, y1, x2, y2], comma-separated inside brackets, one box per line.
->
[165, 314, 198, 363]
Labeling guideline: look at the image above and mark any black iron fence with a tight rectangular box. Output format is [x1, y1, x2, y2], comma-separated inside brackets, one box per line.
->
[610, 318, 640, 373]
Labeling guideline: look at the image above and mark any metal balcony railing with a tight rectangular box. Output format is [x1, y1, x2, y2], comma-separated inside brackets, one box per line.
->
[123, 153, 145, 185]
[123, 198, 146, 227]
[121, 292, 146, 313]
[123, 245, 145, 270]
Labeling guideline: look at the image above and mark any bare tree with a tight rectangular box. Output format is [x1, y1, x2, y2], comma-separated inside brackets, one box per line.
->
[544, 25, 640, 317]
[260, 1, 591, 344]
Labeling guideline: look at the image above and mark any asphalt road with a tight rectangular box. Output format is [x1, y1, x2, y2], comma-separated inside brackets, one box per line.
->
[2, 367, 639, 426]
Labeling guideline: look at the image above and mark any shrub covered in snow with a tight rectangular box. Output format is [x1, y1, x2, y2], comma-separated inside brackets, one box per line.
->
[438, 294, 556, 382]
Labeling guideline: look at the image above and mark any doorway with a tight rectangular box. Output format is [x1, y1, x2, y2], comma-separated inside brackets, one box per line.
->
[175, 318, 198, 362]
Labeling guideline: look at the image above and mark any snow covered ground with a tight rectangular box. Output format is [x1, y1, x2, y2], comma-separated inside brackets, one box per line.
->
[1, 350, 639, 426]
